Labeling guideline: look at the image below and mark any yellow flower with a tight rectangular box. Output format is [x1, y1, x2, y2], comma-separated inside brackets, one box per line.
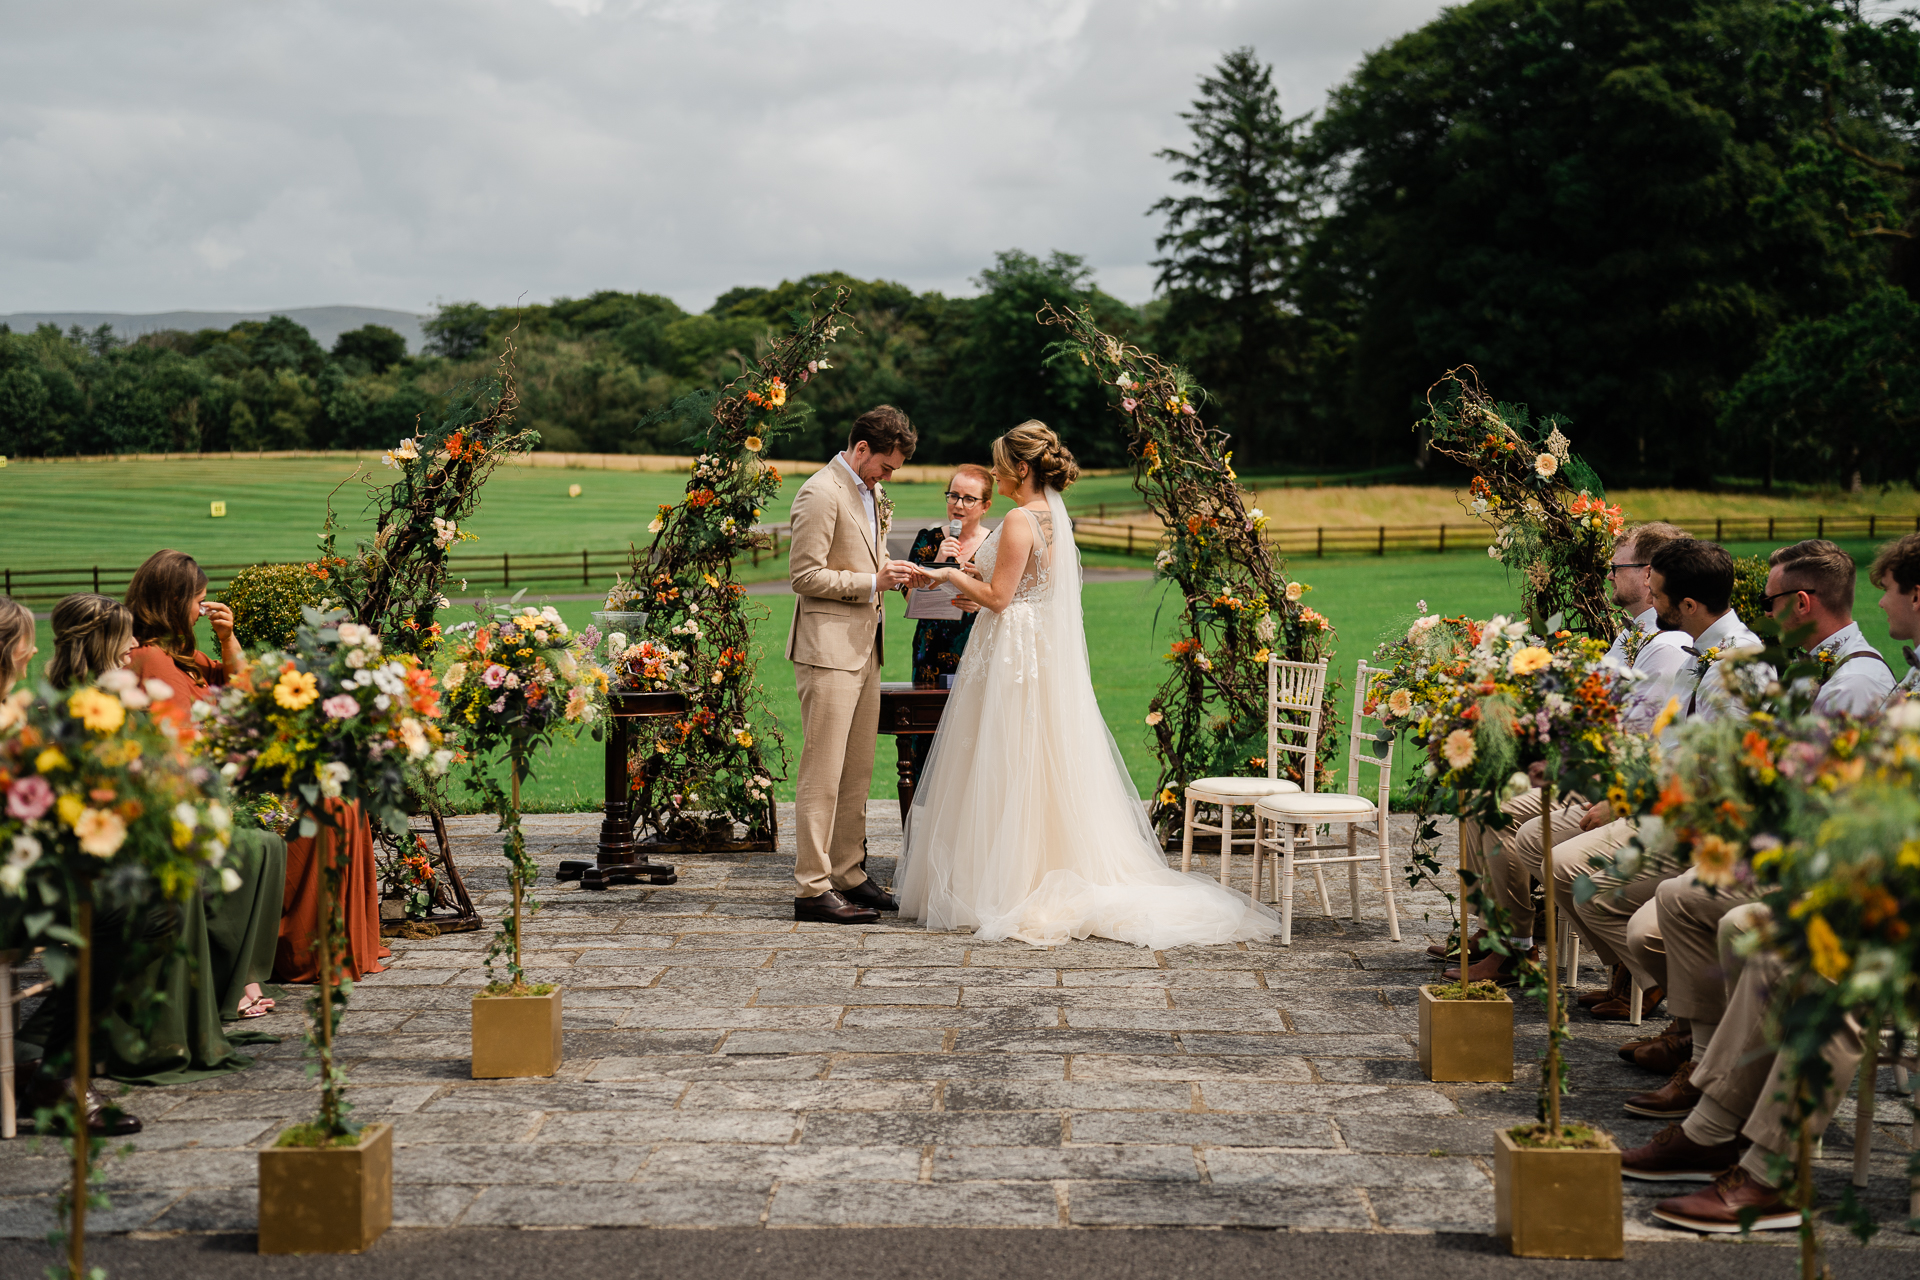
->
[1690, 833, 1740, 888]
[1806, 913, 1850, 982]
[273, 670, 319, 710]
[74, 807, 128, 857]
[36, 746, 71, 774]
[1252, 648, 1271, 664]
[735, 729, 754, 748]
[95, 738, 142, 767]
[1899, 838, 1920, 870]
[57, 792, 85, 827]
[704, 573, 720, 588]
[1508, 646, 1552, 676]
[1650, 697, 1681, 738]
[744, 436, 763, 453]
[1157, 788, 1177, 807]
[69, 687, 126, 733]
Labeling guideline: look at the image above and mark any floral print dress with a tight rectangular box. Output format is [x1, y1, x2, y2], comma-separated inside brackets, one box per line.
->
[906, 526, 977, 688]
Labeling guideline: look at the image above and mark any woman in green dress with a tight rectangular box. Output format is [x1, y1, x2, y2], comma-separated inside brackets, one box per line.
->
[900, 465, 994, 777]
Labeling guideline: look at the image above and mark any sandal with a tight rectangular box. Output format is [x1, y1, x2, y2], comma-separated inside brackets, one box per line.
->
[236, 995, 273, 1018]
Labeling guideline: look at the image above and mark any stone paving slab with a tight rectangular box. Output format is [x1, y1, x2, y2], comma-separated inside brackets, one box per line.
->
[3, 802, 1913, 1246]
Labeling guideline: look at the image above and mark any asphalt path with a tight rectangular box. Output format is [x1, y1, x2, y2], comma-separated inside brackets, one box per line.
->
[5, 1228, 1908, 1280]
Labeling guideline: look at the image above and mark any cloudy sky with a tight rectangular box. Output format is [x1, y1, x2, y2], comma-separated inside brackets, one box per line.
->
[2, 0, 1448, 316]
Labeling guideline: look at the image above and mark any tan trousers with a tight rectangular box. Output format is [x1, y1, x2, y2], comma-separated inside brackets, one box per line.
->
[1683, 932, 1864, 1184]
[1494, 789, 1590, 937]
[1653, 871, 1758, 1026]
[1552, 818, 1678, 988]
[792, 650, 880, 898]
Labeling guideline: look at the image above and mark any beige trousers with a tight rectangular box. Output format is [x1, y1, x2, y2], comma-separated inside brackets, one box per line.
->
[1653, 871, 1759, 1025]
[1551, 818, 1678, 988]
[1493, 789, 1590, 937]
[1683, 931, 1864, 1183]
[792, 649, 880, 897]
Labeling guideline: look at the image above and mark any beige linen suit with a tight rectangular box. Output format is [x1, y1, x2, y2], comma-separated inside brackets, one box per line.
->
[786, 460, 887, 897]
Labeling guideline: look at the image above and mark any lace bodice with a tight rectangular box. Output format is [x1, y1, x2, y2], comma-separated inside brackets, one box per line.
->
[972, 507, 1054, 605]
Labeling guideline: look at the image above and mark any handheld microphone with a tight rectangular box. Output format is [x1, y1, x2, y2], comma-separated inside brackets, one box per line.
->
[944, 519, 962, 566]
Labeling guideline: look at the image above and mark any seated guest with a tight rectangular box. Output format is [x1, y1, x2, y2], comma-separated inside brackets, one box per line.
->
[0, 595, 35, 688]
[1869, 531, 1920, 701]
[1444, 522, 1692, 985]
[1764, 539, 1894, 714]
[1621, 905, 1862, 1234]
[122, 548, 248, 731]
[897, 465, 992, 779]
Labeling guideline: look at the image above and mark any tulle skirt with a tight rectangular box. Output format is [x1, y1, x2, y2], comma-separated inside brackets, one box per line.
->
[896, 600, 1279, 950]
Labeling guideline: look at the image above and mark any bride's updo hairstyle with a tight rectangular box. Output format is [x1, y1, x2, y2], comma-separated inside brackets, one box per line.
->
[991, 420, 1080, 492]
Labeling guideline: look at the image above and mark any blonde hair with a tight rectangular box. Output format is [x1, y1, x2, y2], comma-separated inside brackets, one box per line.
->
[1621, 521, 1690, 564]
[0, 597, 33, 691]
[990, 420, 1079, 492]
[49, 594, 135, 689]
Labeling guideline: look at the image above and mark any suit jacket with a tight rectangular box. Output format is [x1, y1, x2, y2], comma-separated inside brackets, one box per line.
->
[785, 459, 886, 670]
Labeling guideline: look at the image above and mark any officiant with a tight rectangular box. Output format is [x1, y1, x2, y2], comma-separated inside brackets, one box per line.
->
[898, 464, 993, 769]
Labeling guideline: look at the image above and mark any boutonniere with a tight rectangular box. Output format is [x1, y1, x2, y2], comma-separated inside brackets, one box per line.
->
[1683, 645, 1721, 681]
[1812, 645, 1840, 681]
[875, 486, 894, 538]
[1621, 627, 1651, 667]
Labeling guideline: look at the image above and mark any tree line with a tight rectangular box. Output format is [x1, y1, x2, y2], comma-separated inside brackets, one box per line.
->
[4, 0, 1918, 490]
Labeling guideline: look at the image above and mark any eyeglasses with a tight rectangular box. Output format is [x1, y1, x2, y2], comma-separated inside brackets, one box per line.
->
[1607, 562, 1649, 575]
[944, 492, 985, 507]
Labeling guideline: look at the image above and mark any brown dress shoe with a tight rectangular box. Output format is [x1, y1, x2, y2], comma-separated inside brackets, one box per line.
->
[1617, 1018, 1688, 1062]
[1590, 983, 1663, 1021]
[1624, 1060, 1702, 1118]
[1578, 963, 1630, 1008]
[1442, 946, 1539, 986]
[839, 879, 898, 913]
[1621, 1122, 1741, 1182]
[22, 1066, 142, 1137]
[1651, 1166, 1801, 1232]
[1630, 1029, 1694, 1075]
[794, 890, 880, 924]
[1428, 929, 1490, 962]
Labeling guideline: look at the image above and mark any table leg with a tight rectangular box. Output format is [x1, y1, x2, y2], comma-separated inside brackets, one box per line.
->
[896, 733, 917, 828]
[566, 712, 676, 889]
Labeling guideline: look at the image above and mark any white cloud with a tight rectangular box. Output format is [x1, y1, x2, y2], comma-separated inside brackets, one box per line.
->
[0, 0, 1447, 314]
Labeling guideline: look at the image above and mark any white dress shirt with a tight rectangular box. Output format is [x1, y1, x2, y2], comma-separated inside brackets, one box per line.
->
[1894, 650, 1920, 703]
[1804, 621, 1897, 716]
[1666, 610, 1767, 741]
[835, 451, 880, 602]
[1615, 607, 1693, 735]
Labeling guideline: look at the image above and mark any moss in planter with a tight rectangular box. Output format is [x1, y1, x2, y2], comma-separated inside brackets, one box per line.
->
[274, 1123, 371, 1150]
[1426, 979, 1506, 1001]
[478, 981, 558, 998]
[1506, 1122, 1612, 1151]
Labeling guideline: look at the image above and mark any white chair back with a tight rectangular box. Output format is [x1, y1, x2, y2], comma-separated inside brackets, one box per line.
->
[1347, 660, 1395, 811]
[1268, 658, 1329, 793]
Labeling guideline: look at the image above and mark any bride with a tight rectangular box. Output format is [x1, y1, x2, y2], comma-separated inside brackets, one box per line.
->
[895, 420, 1279, 949]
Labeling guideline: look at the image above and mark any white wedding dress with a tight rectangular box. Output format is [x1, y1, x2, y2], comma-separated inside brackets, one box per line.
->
[895, 488, 1280, 949]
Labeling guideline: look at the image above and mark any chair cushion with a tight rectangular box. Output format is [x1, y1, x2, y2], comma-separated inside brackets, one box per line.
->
[1253, 791, 1378, 820]
[1187, 777, 1303, 799]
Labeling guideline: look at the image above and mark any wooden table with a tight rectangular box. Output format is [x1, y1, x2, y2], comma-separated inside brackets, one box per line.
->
[560, 689, 693, 890]
[879, 682, 950, 825]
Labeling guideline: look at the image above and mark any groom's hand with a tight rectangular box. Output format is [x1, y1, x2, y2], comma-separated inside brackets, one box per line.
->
[877, 559, 918, 590]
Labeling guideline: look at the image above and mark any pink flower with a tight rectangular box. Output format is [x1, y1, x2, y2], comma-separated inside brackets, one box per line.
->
[481, 664, 509, 689]
[1181, 402, 1196, 415]
[7, 775, 54, 821]
[488, 695, 508, 713]
[321, 694, 361, 719]
[1121, 397, 1138, 412]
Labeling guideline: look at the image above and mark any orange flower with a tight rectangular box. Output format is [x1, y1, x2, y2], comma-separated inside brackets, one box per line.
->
[1652, 776, 1689, 816]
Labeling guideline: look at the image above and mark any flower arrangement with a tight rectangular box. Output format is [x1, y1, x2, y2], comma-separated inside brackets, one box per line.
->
[603, 575, 646, 612]
[613, 639, 691, 693]
[1417, 367, 1621, 639]
[1037, 303, 1335, 831]
[439, 597, 606, 989]
[1, 677, 234, 1277]
[198, 611, 448, 1144]
[316, 339, 538, 659]
[620, 290, 857, 849]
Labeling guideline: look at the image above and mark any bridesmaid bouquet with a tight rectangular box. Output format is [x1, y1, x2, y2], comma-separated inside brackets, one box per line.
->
[197, 609, 449, 1142]
[439, 597, 607, 990]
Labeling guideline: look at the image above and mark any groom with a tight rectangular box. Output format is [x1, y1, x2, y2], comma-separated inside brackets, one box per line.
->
[785, 405, 920, 923]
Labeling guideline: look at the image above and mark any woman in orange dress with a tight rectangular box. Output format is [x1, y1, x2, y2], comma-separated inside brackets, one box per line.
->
[123, 550, 389, 984]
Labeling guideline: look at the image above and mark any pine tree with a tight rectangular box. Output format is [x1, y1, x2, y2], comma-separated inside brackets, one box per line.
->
[1150, 48, 1317, 465]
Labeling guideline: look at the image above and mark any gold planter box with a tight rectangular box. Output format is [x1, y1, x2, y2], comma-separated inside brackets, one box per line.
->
[1494, 1128, 1624, 1259]
[257, 1122, 392, 1255]
[1416, 984, 1514, 1082]
[472, 988, 563, 1079]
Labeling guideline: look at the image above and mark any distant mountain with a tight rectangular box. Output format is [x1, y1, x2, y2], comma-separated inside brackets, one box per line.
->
[0, 306, 429, 354]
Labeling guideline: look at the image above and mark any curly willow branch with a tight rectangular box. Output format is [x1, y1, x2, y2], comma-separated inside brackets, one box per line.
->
[624, 289, 860, 849]
[1037, 303, 1339, 832]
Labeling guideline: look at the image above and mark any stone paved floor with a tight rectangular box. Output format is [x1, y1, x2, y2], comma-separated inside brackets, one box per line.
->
[1, 804, 1913, 1246]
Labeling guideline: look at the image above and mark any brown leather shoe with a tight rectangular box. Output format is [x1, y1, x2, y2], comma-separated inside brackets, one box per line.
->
[1617, 1018, 1688, 1062]
[794, 889, 880, 924]
[1630, 1029, 1694, 1075]
[1578, 963, 1630, 1008]
[1625, 1060, 1702, 1118]
[1428, 929, 1490, 962]
[1651, 1166, 1801, 1232]
[21, 1064, 142, 1137]
[1442, 946, 1539, 986]
[839, 878, 899, 913]
[1621, 1122, 1741, 1182]
[1590, 983, 1663, 1021]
